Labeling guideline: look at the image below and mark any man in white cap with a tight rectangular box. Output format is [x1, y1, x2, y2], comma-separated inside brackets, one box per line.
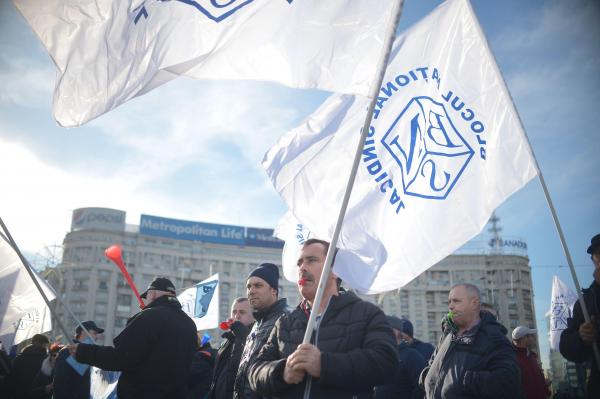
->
[512, 326, 549, 399]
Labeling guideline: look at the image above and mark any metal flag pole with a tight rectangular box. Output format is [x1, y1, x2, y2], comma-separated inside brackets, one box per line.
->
[302, 0, 404, 344]
[0, 216, 73, 344]
[462, 0, 600, 367]
[0, 219, 98, 345]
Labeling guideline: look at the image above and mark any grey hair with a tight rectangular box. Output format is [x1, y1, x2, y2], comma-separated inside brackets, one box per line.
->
[451, 283, 481, 302]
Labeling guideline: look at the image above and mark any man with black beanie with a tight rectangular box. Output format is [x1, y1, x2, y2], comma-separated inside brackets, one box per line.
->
[233, 263, 288, 399]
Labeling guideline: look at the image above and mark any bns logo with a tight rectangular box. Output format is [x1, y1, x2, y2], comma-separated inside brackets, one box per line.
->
[171, 0, 293, 22]
[382, 97, 473, 199]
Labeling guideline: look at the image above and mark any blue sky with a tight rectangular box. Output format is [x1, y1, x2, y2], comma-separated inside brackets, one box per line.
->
[1, 0, 598, 368]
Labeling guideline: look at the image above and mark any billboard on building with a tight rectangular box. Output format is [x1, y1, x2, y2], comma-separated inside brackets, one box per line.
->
[71, 208, 126, 232]
[139, 214, 283, 248]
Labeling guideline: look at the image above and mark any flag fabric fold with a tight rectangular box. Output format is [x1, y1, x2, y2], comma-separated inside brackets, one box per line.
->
[0, 239, 55, 348]
[264, 0, 538, 294]
[13, 0, 396, 127]
[549, 275, 578, 351]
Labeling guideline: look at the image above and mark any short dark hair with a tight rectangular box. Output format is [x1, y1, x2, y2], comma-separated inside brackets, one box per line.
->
[232, 297, 249, 305]
[303, 239, 339, 263]
[31, 334, 49, 346]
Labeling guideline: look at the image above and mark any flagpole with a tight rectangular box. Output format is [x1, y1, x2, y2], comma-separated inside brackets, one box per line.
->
[302, 0, 404, 344]
[0, 217, 73, 344]
[463, 0, 600, 367]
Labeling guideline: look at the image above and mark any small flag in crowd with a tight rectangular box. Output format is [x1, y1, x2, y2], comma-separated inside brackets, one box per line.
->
[549, 275, 578, 351]
[13, 0, 397, 126]
[263, 0, 538, 294]
[178, 273, 220, 330]
[0, 239, 55, 348]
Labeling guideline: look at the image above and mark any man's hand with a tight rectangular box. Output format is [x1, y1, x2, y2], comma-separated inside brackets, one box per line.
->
[579, 316, 598, 345]
[67, 344, 79, 357]
[283, 356, 306, 384]
[286, 343, 322, 378]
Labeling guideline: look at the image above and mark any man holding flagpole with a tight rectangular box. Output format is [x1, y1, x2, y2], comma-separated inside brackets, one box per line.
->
[560, 234, 600, 399]
[248, 239, 398, 398]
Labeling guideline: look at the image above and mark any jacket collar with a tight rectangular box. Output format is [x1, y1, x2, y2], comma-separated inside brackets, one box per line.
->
[253, 298, 287, 321]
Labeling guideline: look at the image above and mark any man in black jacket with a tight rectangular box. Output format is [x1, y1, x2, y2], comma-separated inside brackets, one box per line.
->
[69, 277, 198, 399]
[8, 334, 49, 399]
[209, 297, 254, 399]
[420, 283, 521, 399]
[54, 321, 103, 399]
[234, 263, 288, 399]
[248, 239, 398, 399]
[560, 233, 600, 399]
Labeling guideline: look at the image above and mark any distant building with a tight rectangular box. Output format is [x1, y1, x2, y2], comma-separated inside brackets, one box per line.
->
[46, 207, 300, 344]
[46, 208, 538, 350]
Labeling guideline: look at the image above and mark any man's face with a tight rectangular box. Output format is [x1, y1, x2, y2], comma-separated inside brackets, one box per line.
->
[297, 242, 336, 301]
[592, 250, 600, 274]
[246, 276, 277, 312]
[77, 329, 100, 343]
[231, 300, 254, 327]
[526, 333, 537, 349]
[448, 286, 479, 328]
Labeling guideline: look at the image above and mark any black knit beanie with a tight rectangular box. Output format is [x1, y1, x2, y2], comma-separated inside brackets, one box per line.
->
[248, 263, 279, 292]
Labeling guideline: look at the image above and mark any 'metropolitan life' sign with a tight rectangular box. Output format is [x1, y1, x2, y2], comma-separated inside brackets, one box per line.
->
[139, 214, 283, 248]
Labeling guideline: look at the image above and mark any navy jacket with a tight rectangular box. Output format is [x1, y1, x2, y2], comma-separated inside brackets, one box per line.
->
[420, 311, 522, 399]
[559, 280, 600, 399]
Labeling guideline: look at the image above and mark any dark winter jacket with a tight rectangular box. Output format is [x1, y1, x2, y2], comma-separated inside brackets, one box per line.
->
[209, 321, 251, 399]
[76, 295, 198, 399]
[248, 291, 399, 399]
[409, 339, 435, 363]
[420, 311, 522, 399]
[513, 346, 549, 399]
[559, 280, 600, 399]
[187, 347, 216, 399]
[234, 298, 288, 399]
[53, 343, 90, 399]
[28, 355, 54, 399]
[374, 341, 426, 399]
[9, 344, 48, 399]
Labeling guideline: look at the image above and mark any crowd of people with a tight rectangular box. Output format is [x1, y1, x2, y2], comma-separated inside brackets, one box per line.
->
[0, 234, 598, 398]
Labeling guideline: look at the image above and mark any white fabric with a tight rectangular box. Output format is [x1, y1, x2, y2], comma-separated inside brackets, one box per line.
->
[13, 0, 396, 127]
[0, 239, 55, 348]
[264, 0, 538, 294]
[178, 273, 219, 331]
[549, 275, 578, 351]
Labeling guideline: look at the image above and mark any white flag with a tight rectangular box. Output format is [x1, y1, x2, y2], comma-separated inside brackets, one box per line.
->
[549, 275, 578, 351]
[13, 0, 396, 127]
[263, 0, 538, 294]
[274, 211, 314, 284]
[178, 273, 219, 331]
[0, 239, 56, 348]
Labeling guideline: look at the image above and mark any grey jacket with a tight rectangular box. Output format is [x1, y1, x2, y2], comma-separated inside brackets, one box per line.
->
[234, 298, 288, 399]
[420, 311, 522, 399]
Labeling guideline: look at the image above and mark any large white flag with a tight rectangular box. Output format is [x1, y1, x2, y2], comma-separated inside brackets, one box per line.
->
[178, 273, 219, 331]
[549, 275, 578, 351]
[263, 0, 538, 294]
[0, 239, 56, 348]
[13, 0, 396, 127]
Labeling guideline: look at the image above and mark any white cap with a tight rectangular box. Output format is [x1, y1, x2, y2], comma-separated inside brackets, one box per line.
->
[512, 326, 537, 340]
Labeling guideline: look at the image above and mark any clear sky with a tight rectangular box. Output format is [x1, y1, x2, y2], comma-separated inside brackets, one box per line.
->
[1, 0, 598, 368]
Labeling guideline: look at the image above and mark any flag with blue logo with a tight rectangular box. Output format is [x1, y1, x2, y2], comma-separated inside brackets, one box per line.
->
[178, 273, 219, 330]
[549, 275, 578, 351]
[264, 0, 538, 294]
[13, 0, 397, 127]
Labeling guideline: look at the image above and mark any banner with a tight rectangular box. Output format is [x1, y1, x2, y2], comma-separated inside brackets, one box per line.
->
[549, 275, 578, 351]
[263, 0, 538, 294]
[13, 0, 396, 127]
[178, 273, 219, 330]
[0, 239, 55, 348]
